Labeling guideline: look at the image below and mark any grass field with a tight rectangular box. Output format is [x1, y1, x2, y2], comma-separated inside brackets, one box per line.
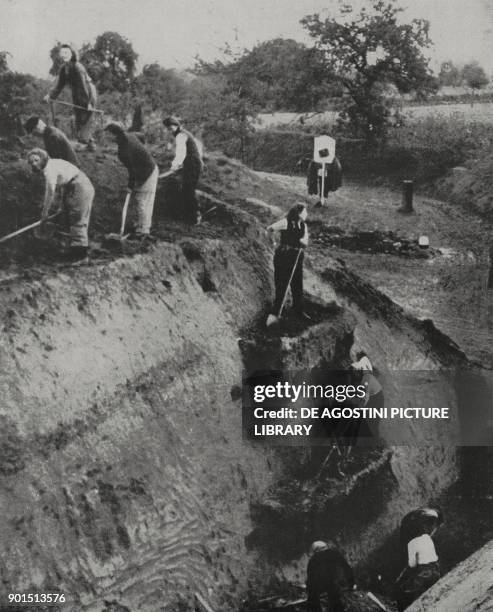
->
[257, 101, 493, 129]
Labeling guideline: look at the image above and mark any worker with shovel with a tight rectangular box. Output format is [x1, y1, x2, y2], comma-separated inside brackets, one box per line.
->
[306, 540, 355, 612]
[162, 116, 203, 225]
[266, 203, 309, 326]
[44, 44, 97, 151]
[104, 122, 158, 241]
[24, 116, 79, 166]
[27, 148, 94, 263]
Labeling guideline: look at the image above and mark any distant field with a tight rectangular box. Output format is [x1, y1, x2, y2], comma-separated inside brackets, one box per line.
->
[256, 101, 493, 129]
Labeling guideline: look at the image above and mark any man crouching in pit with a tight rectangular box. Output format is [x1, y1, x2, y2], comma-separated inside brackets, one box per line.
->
[306, 540, 355, 612]
[27, 148, 94, 263]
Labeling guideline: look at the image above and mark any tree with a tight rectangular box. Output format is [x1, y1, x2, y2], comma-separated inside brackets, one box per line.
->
[438, 61, 461, 87]
[183, 73, 256, 161]
[79, 31, 138, 93]
[462, 61, 489, 92]
[194, 51, 260, 161]
[132, 63, 188, 112]
[0, 51, 10, 74]
[301, 0, 437, 142]
[0, 51, 45, 135]
[219, 39, 338, 112]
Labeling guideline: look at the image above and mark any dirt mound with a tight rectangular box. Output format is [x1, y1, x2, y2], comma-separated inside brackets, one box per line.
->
[406, 539, 493, 612]
[0, 146, 299, 272]
[435, 156, 493, 216]
[309, 220, 436, 258]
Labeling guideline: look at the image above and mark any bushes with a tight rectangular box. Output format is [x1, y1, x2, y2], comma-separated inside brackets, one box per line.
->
[244, 130, 313, 173]
[244, 113, 493, 185]
[0, 71, 47, 136]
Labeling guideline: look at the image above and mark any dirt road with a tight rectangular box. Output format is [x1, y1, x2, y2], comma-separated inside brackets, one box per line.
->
[255, 171, 493, 366]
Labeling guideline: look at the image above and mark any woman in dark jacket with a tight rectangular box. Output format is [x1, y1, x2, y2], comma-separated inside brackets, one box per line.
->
[44, 44, 97, 148]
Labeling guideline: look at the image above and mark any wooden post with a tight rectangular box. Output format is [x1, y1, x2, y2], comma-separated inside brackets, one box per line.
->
[400, 180, 414, 213]
[320, 162, 326, 206]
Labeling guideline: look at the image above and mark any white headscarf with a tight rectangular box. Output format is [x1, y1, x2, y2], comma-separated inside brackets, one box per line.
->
[309, 541, 328, 555]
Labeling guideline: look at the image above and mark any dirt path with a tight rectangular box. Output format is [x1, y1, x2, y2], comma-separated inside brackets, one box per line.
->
[255, 171, 493, 366]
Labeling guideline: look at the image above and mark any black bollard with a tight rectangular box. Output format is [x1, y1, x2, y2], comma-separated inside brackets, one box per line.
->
[400, 179, 414, 213]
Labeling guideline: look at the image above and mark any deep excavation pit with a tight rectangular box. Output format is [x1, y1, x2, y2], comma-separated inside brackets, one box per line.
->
[0, 150, 491, 611]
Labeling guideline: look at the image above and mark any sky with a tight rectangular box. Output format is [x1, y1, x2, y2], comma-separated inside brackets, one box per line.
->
[1, 0, 492, 78]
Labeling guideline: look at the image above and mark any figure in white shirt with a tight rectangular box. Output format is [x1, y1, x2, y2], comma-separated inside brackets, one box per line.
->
[162, 116, 203, 225]
[395, 507, 442, 611]
[266, 203, 309, 323]
[27, 148, 94, 262]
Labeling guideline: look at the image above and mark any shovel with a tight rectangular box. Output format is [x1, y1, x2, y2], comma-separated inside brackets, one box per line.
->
[266, 248, 302, 327]
[51, 99, 104, 114]
[158, 169, 177, 180]
[0, 212, 60, 244]
[105, 192, 131, 241]
[366, 591, 388, 611]
[49, 99, 57, 127]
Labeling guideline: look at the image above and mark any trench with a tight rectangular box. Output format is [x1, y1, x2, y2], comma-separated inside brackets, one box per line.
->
[0, 155, 491, 611]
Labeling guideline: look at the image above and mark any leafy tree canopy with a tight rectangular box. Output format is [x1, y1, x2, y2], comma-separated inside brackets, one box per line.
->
[301, 0, 437, 141]
[79, 31, 138, 93]
[461, 61, 489, 91]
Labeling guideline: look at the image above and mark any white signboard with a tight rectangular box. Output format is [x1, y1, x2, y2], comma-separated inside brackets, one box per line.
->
[313, 135, 336, 164]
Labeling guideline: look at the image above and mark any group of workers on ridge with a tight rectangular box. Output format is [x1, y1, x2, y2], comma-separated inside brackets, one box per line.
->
[21, 44, 203, 263]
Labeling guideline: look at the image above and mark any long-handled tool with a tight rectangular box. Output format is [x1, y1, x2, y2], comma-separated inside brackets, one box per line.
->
[266, 248, 302, 327]
[0, 212, 60, 244]
[49, 100, 57, 126]
[158, 169, 177, 180]
[104, 192, 131, 241]
[51, 99, 105, 114]
[194, 592, 215, 612]
[366, 591, 388, 611]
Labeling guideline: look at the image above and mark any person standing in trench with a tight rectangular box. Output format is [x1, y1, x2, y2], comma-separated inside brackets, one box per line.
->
[267, 203, 309, 320]
[395, 508, 442, 610]
[306, 540, 355, 612]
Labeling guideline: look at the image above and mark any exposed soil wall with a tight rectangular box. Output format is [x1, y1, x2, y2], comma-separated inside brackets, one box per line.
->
[435, 157, 493, 217]
[407, 539, 493, 612]
[0, 150, 486, 611]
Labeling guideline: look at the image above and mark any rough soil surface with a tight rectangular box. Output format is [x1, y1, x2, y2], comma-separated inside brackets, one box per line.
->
[435, 156, 493, 217]
[0, 147, 491, 611]
[407, 539, 493, 612]
[256, 170, 493, 367]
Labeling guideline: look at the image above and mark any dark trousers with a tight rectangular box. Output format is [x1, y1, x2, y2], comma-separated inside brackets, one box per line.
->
[395, 562, 440, 611]
[273, 247, 304, 315]
[181, 159, 202, 223]
[307, 590, 344, 612]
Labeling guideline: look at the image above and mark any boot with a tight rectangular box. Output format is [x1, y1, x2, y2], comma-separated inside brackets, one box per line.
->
[63, 246, 89, 264]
